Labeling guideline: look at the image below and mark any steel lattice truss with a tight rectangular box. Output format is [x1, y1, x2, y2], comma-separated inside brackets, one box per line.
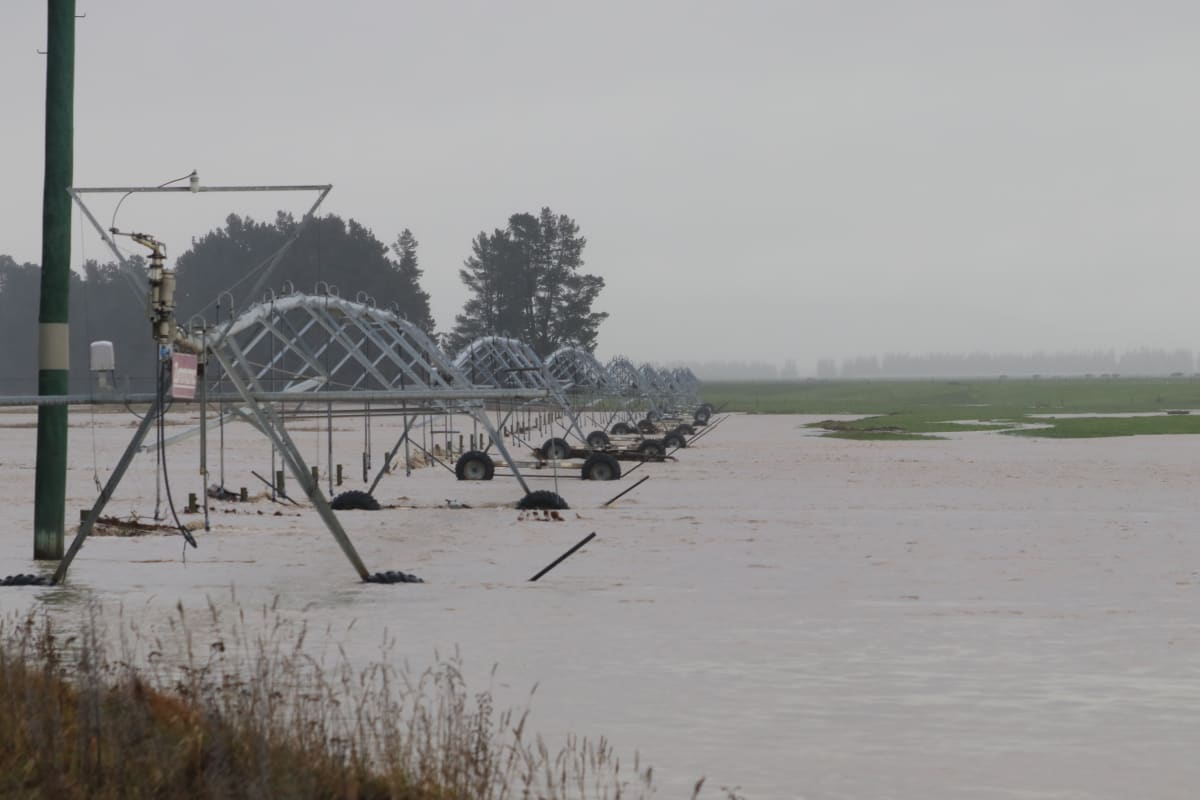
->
[642, 366, 700, 412]
[597, 356, 658, 420]
[639, 363, 668, 394]
[55, 290, 711, 587]
[191, 295, 537, 496]
[545, 347, 612, 392]
[665, 367, 701, 405]
[452, 337, 586, 441]
[453, 336, 548, 390]
[200, 293, 467, 398]
[605, 356, 648, 397]
[57, 294, 542, 586]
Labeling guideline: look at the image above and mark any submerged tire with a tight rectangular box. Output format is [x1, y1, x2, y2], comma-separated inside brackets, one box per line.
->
[586, 429, 611, 449]
[581, 452, 622, 481]
[663, 431, 686, 450]
[540, 437, 571, 460]
[610, 422, 633, 435]
[637, 439, 666, 458]
[330, 490, 380, 511]
[455, 450, 495, 481]
[517, 490, 570, 510]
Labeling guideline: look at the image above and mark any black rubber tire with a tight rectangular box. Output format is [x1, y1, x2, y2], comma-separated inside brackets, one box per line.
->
[540, 437, 571, 460]
[693, 407, 712, 425]
[455, 450, 495, 481]
[663, 431, 686, 450]
[637, 419, 657, 434]
[581, 452, 622, 481]
[586, 429, 611, 449]
[611, 422, 633, 435]
[330, 490, 380, 511]
[1, 573, 51, 586]
[675, 423, 696, 436]
[517, 490, 570, 510]
[646, 409, 661, 422]
[637, 439, 666, 458]
[365, 570, 424, 584]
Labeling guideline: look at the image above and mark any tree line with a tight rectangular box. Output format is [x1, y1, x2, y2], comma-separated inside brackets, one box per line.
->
[0, 207, 605, 394]
[820, 349, 1199, 378]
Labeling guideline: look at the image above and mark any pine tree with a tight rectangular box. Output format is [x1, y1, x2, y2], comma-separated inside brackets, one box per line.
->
[390, 229, 434, 333]
[448, 208, 607, 357]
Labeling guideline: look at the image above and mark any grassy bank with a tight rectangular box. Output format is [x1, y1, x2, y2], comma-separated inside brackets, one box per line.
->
[0, 607, 664, 800]
[699, 377, 1200, 438]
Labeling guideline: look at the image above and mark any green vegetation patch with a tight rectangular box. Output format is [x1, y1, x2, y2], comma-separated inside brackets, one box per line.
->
[1005, 414, 1200, 438]
[824, 430, 945, 441]
[702, 377, 1200, 416]
[702, 377, 1200, 439]
[810, 410, 1022, 436]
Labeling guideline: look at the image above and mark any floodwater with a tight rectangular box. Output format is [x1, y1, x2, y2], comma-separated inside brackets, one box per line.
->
[2, 409, 1199, 799]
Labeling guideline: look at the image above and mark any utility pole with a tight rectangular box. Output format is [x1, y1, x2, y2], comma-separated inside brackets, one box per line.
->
[33, 0, 76, 559]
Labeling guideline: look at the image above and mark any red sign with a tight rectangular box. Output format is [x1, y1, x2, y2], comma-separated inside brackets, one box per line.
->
[171, 353, 198, 399]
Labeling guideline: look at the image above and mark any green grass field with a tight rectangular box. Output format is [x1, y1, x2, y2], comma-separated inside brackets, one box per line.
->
[699, 377, 1200, 439]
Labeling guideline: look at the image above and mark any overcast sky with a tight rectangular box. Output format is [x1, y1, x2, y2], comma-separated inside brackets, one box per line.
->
[4, 1, 1200, 372]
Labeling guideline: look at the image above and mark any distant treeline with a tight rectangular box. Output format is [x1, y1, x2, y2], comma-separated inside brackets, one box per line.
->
[678, 350, 1200, 382]
[819, 349, 1198, 378]
[674, 359, 800, 381]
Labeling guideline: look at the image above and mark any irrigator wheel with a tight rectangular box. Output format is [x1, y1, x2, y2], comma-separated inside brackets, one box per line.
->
[637, 419, 658, 434]
[540, 437, 571, 460]
[637, 439, 666, 458]
[330, 490, 381, 511]
[675, 423, 696, 436]
[610, 422, 634, 435]
[517, 490, 570, 510]
[455, 450, 496, 481]
[663, 431, 687, 450]
[586, 430, 611, 449]
[581, 452, 622, 481]
[693, 407, 712, 425]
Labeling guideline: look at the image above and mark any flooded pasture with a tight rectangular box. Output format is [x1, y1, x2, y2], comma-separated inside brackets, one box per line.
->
[1, 410, 1198, 799]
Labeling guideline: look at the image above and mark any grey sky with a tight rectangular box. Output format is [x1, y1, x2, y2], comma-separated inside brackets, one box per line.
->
[4, 1, 1200, 372]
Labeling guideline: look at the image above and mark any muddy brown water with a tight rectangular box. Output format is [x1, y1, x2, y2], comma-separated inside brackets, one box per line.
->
[2, 411, 1199, 798]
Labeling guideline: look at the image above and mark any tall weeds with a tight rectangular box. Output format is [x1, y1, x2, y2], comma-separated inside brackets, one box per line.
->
[0, 601, 655, 799]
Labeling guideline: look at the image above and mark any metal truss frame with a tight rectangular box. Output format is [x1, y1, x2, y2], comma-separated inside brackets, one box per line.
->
[452, 336, 588, 444]
[54, 294, 543, 584]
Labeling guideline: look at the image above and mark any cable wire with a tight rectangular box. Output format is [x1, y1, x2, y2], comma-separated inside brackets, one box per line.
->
[156, 358, 198, 554]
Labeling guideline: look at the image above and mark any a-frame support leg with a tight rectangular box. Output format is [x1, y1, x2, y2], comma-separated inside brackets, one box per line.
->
[53, 393, 164, 585]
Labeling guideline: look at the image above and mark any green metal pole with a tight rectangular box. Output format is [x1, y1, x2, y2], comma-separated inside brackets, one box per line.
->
[33, 0, 76, 560]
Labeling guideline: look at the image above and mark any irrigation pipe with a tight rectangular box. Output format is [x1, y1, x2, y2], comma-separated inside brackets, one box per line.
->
[405, 439, 457, 476]
[602, 475, 649, 507]
[529, 532, 596, 582]
[250, 470, 301, 506]
[687, 415, 729, 445]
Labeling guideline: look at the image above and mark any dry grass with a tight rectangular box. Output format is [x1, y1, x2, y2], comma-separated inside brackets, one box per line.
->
[0, 602, 662, 800]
